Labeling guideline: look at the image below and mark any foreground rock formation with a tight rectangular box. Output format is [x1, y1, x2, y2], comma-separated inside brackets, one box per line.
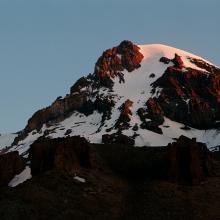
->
[29, 136, 94, 176]
[0, 137, 220, 220]
[167, 136, 213, 184]
[0, 151, 25, 186]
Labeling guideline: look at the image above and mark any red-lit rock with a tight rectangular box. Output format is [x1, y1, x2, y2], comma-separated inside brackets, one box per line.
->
[172, 53, 184, 69]
[95, 40, 144, 88]
[151, 54, 220, 129]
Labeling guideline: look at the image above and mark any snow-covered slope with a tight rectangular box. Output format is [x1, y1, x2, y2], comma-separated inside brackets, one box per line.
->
[2, 42, 220, 156]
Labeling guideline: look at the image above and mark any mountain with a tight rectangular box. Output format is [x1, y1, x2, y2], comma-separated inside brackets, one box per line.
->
[0, 40, 220, 220]
[2, 40, 219, 157]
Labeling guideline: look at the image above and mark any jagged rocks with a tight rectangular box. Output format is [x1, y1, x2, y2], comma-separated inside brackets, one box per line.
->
[0, 151, 25, 186]
[94, 40, 144, 88]
[172, 53, 184, 69]
[137, 98, 164, 134]
[26, 94, 87, 132]
[152, 53, 220, 129]
[102, 133, 135, 146]
[167, 135, 213, 185]
[189, 57, 220, 74]
[117, 40, 144, 72]
[146, 98, 164, 125]
[94, 96, 115, 123]
[70, 75, 93, 94]
[29, 136, 94, 176]
[115, 99, 133, 129]
[13, 93, 92, 146]
[159, 54, 184, 69]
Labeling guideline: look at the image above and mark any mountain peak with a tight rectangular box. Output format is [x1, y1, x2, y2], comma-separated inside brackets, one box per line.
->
[1, 40, 220, 156]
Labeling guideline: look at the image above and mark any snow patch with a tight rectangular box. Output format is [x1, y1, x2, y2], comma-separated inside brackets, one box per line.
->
[8, 166, 32, 187]
[74, 175, 86, 183]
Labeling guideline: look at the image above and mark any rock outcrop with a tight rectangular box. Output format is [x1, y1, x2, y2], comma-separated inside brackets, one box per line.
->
[94, 95, 115, 123]
[151, 54, 220, 129]
[115, 99, 133, 129]
[0, 151, 25, 186]
[29, 136, 94, 176]
[137, 98, 164, 134]
[102, 133, 135, 146]
[172, 53, 184, 69]
[94, 40, 144, 88]
[167, 135, 213, 185]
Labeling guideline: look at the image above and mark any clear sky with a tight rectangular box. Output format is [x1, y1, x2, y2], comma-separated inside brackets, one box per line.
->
[0, 0, 219, 133]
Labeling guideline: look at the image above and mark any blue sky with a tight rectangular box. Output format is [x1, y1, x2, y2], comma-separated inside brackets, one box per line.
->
[0, 0, 219, 133]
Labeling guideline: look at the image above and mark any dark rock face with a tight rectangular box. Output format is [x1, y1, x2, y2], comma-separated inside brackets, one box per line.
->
[0, 151, 25, 186]
[159, 56, 171, 64]
[102, 133, 135, 146]
[13, 93, 89, 145]
[189, 57, 220, 74]
[64, 129, 72, 136]
[0, 143, 220, 220]
[160, 54, 184, 69]
[94, 95, 115, 123]
[146, 98, 164, 125]
[70, 74, 93, 94]
[151, 54, 220, 129]
[115, 99, 133, 129]
[29, 136, 94, 176]
[94, 40, 144, 88]
[188, 97, 215, 128]
[137, 98, 164, 134]
[167, 135, 213, 185]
